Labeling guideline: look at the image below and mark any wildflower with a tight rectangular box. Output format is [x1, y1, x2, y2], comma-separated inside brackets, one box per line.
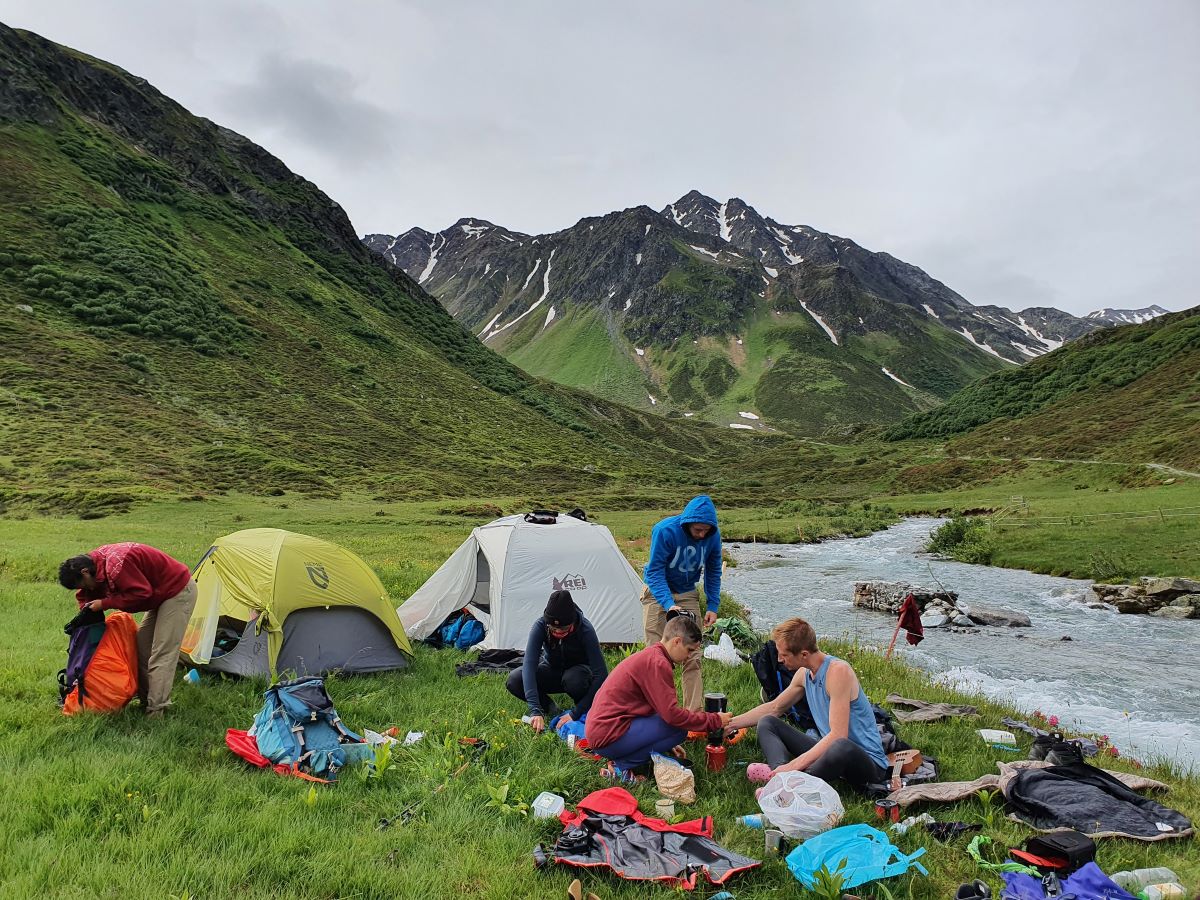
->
[1047, 715, 1059, 727]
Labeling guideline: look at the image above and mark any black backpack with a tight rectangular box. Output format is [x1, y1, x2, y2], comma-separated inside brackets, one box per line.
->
[750, 641, 817, 731]
[523, 509, 558, 525]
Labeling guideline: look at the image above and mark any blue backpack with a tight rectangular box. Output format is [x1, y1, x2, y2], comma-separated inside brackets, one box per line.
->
[251, 678, 362, 779]
[786, 824, 928, 890]
[435, 611, 485, 650]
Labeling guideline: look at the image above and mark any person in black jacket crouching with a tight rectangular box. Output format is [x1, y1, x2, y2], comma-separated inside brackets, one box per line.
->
[507, 590, 607, 732]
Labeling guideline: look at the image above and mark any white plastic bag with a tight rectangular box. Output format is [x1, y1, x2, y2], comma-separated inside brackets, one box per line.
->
[756, 771, 844, 839]
[702, 633, 743, 667]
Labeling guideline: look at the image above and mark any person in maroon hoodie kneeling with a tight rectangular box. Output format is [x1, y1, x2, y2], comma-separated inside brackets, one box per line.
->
[585, 615, 731, 779]
[59, 543, 197, 719]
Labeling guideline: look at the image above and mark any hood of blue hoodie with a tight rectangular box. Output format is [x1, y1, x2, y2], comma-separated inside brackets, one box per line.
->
[678, 495, 718, 529]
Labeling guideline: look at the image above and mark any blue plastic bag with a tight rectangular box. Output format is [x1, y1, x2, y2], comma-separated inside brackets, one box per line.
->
[786, 824, 927, 890]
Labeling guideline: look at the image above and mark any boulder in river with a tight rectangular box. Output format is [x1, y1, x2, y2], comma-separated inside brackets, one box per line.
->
[967, 605, 1032, 627]
[1151, 605, 1196, 620]
[1142, 576, 1200, 595]
[921, 612, 949, 628]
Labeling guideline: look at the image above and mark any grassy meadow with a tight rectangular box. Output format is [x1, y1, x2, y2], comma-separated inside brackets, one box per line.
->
[2, 488, 1198, 899]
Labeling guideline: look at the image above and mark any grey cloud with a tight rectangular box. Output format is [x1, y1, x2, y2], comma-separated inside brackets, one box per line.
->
[1, 0, 1196, 315]
[223, 54, 398, 164]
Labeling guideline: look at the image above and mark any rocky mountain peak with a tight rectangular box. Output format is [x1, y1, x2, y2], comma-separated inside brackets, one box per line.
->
[1085, 305, 1171, 326]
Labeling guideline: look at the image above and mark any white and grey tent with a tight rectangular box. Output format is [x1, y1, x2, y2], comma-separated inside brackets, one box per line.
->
[398, 513, 644, 650]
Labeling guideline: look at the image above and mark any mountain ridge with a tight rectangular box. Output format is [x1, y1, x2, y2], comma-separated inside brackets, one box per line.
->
[363, 192, 1111, 433]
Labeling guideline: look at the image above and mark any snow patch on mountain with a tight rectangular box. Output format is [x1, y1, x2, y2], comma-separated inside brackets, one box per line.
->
[729, 423, 754, 430]
[543, 306, 556, 328]
[881, 367, 912, 387]
[690, 245, 721, 259]
[800, 301, 839, 344]
[478, 312, 502, 337]
[922, 304, 939, 319]
[957, 326, 1007, 360]
[418, 233, 446, 284]
[738, 411, 760, 420]
[521, 259, 542, 292]
[718, 200, 732, 243]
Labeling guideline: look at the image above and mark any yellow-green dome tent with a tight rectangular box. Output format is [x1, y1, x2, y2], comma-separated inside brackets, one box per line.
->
[181, 528, 412, 677]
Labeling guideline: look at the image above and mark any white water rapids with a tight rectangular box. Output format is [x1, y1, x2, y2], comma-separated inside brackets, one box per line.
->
[723, 518, 1199, 769]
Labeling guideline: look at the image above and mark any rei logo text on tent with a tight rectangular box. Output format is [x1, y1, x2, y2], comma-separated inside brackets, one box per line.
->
[552, 574, 587, 592]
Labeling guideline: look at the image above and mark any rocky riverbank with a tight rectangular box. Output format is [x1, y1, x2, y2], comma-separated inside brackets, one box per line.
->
[1092, 577, 1200, 618]
[853, 581, 1032, 628]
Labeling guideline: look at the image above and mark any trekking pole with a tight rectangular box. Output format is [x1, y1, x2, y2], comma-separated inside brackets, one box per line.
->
[885, 620, 902, 659]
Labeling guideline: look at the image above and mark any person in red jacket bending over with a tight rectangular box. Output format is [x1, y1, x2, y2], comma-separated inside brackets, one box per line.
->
[585, 614, 731, 780]
[58, 543, 197, 719]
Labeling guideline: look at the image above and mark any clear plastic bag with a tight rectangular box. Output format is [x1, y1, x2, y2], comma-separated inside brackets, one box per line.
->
[702, 633, 743, 667]
[757, 770, 844, 839]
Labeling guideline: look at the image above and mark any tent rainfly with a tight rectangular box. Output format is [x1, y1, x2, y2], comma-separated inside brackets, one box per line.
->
[398, 513, 643, 650]
[180, 528, 412, 677]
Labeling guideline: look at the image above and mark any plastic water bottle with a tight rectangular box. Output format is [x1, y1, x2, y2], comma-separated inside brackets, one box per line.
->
[737, 814, 764, 828]
[1110, 869, 1178, 892]
[1141, 885, 1185, 900]
[184, 668, 200, 685]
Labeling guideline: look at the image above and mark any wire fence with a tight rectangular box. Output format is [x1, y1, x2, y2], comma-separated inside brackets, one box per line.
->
[987, 504, 1200, 528]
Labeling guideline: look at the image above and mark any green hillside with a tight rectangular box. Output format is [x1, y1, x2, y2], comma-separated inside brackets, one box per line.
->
[0, 25, 767, 514]
[886, 307, 1200, 468]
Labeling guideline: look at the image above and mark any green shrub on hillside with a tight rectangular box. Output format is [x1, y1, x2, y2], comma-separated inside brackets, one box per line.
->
[886, 311, 1200, 441]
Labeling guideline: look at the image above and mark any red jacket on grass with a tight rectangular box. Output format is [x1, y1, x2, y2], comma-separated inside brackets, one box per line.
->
[76, 543, 192, 613]
[585, 643, 724, 750]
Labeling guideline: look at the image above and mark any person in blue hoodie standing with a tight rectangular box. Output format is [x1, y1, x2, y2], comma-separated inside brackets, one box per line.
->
[641, 495, 722, 710]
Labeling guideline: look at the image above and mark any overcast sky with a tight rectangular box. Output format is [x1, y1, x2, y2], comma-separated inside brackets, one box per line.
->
[3, 1, 1197, 315]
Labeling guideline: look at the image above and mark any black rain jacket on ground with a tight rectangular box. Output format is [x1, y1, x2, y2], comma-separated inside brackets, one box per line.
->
[1004, 763, 1193, 840]
[550, 787, 760, 889]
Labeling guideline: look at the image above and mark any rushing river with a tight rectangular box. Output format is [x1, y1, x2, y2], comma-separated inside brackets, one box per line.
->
[723, 518, 1199, 769]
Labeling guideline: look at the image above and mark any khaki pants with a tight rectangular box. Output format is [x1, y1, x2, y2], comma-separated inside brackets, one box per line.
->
[137, 580, 198, 714]
[641, 585, 703, 711]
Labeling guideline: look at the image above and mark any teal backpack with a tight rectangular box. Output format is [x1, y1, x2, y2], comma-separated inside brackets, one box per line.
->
[786, 824, 928, 890]
[251, 677, 362, 779]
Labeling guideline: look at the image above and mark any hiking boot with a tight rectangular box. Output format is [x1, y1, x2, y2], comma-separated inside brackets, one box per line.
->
[955, 880, 992, 899]
[1029, 732, 1058, 761]
[1045, 739, 1084, 767]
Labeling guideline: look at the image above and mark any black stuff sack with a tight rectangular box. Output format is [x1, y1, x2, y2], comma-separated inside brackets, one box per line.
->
[1011, 830, 1096, 873]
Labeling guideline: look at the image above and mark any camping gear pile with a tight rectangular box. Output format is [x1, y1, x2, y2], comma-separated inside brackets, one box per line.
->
[226, 677, 366, 781]
[54, 519, 1196, 897]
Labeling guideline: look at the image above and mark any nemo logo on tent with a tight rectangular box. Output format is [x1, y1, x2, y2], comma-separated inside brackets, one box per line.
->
[306, 565, 330, 589]
[552, 574, 587, 591]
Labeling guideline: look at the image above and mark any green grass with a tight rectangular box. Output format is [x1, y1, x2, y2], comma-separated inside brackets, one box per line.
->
[501, 304, 651, 410]
[887, 465, 1200, 579]
[2, 495, 1197, 899]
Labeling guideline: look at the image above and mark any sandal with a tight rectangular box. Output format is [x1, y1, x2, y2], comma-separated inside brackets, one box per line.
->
[955, 880, 992, 899]
[598, 763, 645, 784]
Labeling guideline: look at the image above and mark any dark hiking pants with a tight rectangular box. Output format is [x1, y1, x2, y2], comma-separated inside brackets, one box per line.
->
[758, 715, 887, 789]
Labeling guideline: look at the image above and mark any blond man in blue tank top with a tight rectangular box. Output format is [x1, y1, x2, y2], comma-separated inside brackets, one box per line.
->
[728, 617, 888, 790]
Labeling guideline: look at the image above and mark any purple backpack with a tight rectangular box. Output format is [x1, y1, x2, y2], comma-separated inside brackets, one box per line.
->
[57, 608, 106, 706]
